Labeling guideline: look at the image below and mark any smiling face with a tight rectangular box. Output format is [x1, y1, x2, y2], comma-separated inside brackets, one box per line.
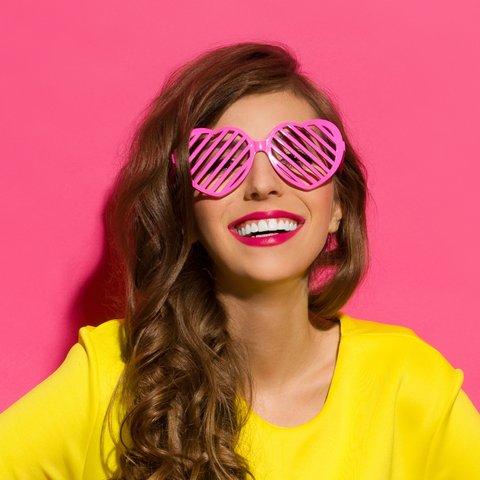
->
[193, 90, 342, 290]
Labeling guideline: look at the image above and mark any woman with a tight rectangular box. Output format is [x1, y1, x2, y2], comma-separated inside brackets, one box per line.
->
[1, 43, 479, 479]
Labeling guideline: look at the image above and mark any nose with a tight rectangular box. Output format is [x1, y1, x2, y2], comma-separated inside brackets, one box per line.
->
[243, 150, 284, 200]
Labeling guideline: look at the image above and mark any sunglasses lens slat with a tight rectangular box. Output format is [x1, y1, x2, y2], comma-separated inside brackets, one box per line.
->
[270, 143, 318, 184]
[210, 143, 251, 194]
[190, 129, 251, 196]
[189, 133, 213, 172]
[280, 127, 335, 170]
[277, 128, 321, 163]
[190, 132, 227, 177]
[200, 133, 239, 188]
[272, 134, 328, 185]
[290, 125, 336, 166]
[269, 121, 344, 190]
[223, 160, 252, 193]
[269, 156, 307, 187]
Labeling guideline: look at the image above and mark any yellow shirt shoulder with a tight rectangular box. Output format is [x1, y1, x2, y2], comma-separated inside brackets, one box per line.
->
[1, 316, 479, 479]
[0, 319, 125, 480]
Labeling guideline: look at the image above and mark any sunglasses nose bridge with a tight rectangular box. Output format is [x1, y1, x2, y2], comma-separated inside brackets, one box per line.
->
[252, 139, 267, 154]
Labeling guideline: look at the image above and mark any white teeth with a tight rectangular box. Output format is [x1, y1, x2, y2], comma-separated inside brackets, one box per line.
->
[236, 218, 299, 237]
[268, 219, 277, 231]
[258, 220, 268, 232]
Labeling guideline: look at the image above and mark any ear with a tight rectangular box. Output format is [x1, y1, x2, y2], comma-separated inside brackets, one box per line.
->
[328, 200, 342, 234]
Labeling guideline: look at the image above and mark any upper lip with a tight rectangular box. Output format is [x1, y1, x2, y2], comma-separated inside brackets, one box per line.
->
[228, 210, 305, 230]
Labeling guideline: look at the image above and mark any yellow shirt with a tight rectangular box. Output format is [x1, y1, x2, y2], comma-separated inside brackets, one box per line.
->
[1, 314, 479, 479]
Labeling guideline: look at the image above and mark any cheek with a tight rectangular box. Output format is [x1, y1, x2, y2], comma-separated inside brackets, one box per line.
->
[193, 211, 213, 248]
[306, 185, 335, 220]
[193, 198, 226, 247]
[193, 204, 208, 239]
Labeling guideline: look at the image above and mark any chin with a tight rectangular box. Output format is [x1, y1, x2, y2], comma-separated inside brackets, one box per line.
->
[235, 265, 310, 286]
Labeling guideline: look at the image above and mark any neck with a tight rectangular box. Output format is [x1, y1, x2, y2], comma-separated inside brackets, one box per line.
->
[217, 276, 334, 394]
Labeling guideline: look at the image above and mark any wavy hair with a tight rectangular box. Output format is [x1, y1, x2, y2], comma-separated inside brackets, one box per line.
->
[110, 42, 368, 480]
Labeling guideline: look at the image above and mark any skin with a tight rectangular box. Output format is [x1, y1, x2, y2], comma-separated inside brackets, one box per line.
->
[194, 90, 342, 427]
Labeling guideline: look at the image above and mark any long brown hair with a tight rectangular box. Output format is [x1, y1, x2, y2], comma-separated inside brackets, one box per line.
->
[111, 42, 368, 480]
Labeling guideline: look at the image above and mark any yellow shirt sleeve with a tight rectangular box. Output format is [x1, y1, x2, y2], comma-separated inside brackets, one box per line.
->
[0, 342, 96, 479]
[425, 384, 480, 478]
[0, 320, 124, 480]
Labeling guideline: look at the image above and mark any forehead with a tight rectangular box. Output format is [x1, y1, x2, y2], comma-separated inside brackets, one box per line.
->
[213, 90, 318, 141]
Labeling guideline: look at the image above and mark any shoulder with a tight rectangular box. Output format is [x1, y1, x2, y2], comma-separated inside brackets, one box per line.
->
[79, 319, 125, 361]
[0, 320, 126, 478]
[337, 313, 462, 404]
[334, 315, 480, 474]
[339, 312, 453, 365]
[339, 312, 418, 338]
[77, 319, 126, 399]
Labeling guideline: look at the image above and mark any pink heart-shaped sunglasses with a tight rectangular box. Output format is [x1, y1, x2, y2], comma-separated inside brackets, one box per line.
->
[172, 119, 345, 197]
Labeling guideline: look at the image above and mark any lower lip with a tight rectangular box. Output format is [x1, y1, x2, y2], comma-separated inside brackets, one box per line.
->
[229, 225, 303, 247]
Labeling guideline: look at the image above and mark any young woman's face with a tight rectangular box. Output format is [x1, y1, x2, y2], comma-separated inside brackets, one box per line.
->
[193, 90, 342, 289]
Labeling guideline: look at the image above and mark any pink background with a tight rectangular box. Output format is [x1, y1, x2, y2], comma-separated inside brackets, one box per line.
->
[1, 0, 479, 412]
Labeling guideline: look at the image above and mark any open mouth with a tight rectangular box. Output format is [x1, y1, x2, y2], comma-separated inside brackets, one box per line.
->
[228, 210, 305, 246]
[235, 218, 298, 237]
